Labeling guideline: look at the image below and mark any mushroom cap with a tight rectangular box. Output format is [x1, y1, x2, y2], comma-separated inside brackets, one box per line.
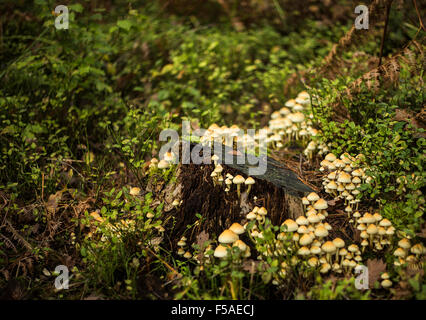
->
[245, 177, 255, 185]
[214, 164, 223, 173]
[302, 197, 310, 205]
[307, 192, 320, 202]
[129, 187, 141, 196]
[229, 222, 245, 235]
[214, 244, 229, 258]
[282, 219, 298, 232]
[347, 244, 359, 253]
[393, 247, 406, 258]
[366, 224, 378, 235]
[326, 181, 338, 190]
[290, 112, 305, 123]
[313, 198, 328, 210]
[211, 154, 219, 162]
[232, 240, 247, 252]
[297, 246, 311, 256]
[307, 214, 320, 224]
[379, 218, 392, 227]
[333, 238, 345, 248]
[381, 272, 390, 280]
[246, 212, 257, 220]
[225, 178, 232, 185]
[297, 225, 309, 234]
[218, 229, 239, 244]
[398, 238, 411, 249]
[339, 248, 348, 256]
[300, 234, 313, 246]
[324, 153, 337, 162]
[233, 175, 245, 184]
[258, 207, 268, 216]
[183, 251, 192, 259]
[310, 246, 321, 255]
[320, 263, 331, 273]
[411, 243, 423, 255]
[322, 241, 336, 253]
[308, 257, 319, 267]
[157, 160, 170, 169]
[314, 225, 328, 238]
[381, 279, 392, 288]
[363, 213, 376, 224]
[337, 172, 352, 183]
[296, 216, 309, 226]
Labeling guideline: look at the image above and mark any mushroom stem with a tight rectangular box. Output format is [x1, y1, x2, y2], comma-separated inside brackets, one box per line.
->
[247, 185, 252, 196]
[237, 184, 241, 198]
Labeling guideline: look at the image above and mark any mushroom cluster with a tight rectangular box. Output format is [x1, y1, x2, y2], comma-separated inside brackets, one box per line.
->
[177, 235, 192, 258]
[264, 92, 322, 149]
[149, 152, 175, 171]
[199, 123, 259, 153]
[393, 238, 425, 267]
[246, 193, 364, 279]
[353, 212, 395, 252]
[213, 223, 251, 259]
[209, 165, 256, 200]
[321, 152, 372, 210]
[278, 209, 363, 275]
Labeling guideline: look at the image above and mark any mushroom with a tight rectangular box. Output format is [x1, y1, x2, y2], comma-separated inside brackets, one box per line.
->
[232, 240, 248, 252]
[214, 244, 229, 258]
[244, 177, 255, 196]
[381, 279, 392, 288]
[282, 219, 298, 232]
[321, 241, 336, 264]
[129, 187, 141, 196]
[157, 160, 170, 170]
[218, 229, 239, 244]
[229, 223, 245, 235]
[232, 175, 245, 198]
[332, 238, 345, 261]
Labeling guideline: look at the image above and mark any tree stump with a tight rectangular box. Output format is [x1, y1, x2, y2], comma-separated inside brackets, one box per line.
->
[169, 142, 313, 240]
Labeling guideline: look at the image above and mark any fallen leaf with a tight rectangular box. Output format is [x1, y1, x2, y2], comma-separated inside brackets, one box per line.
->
[367, 258, 387, 288]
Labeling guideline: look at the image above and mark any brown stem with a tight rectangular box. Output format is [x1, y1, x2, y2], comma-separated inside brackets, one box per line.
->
[378, 0, 394, 67]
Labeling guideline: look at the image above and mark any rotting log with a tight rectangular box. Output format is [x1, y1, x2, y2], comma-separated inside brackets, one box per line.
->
[166, 142, 313, 241]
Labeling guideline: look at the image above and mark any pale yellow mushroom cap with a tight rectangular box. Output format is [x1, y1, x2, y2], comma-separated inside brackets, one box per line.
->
[296, 216, 309, 226]
[398, 238, 411, 250]
[300, 234, 313, 246]
[314, 225, 328, 238]
[379, 218, 392, 227]
[232, 240, 247, 252]
[218, 229, 239, 244]
[322, 241, 336, 253]
[297, 246, 311, 256]
[157, 159, 170, 169]
[307, 192, 320, 202]
[324, 153, 337, 162]
[233, 175, 245, 185]
[381, 279, 392, 288]
[229, 222, 245, 235]
[313, 198, 328, 210]
[258, 207, 268, 216]
[337, 172, 352, 183]
[245, 177, 255, 186]
[282, 219, 298, 232]
[393, 247, 406, 258]
[308, 257, 319, 267]
[214, 244, 228, 258]
[310, 246, 322, 255]
[366, 224, 378, 235]
[129, 187, 141, 196]
[333, 238, 345, 249]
